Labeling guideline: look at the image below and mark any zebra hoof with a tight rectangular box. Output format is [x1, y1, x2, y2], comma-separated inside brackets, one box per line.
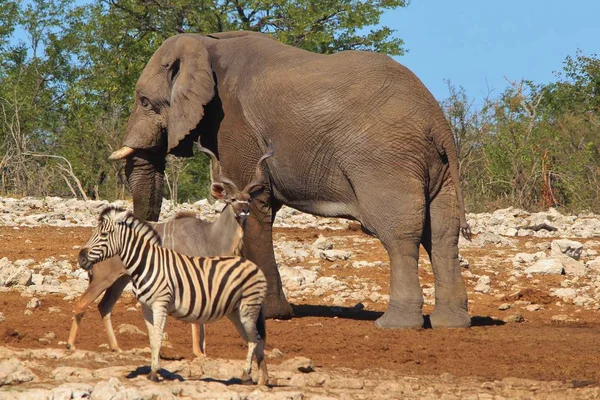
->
[147, 372, 160, 382]
[240, 371, 253, 385]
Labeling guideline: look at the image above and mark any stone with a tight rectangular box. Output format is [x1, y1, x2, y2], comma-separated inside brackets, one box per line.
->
[0, 358, 36, 386]
[524, 258, 564, 275]
[279, 266, 318, 289]
[318, 249, 352, 261]
[26, 297, 41, 309]
[279, 357, 315, 373]
[4, 266, 33, 287]
[498, 303, 511, 311]
[313, 235, 333, 250]
[50, 367, 94, 381]
[512, 252, 546, 264]
[474, 275, 492, 293]
[587, 257, 600, 271]
[267, 348, 284, 359]
[551, 314, 576, 323]
[551, 288, 578, 300]
[551, 239, 583, 260]
[90, 378, 123, 400]
[117, 323, 147, 336]
[559, 256, 587, 276]
[326, 378, 365, 389]
[504, 313, 524, 323]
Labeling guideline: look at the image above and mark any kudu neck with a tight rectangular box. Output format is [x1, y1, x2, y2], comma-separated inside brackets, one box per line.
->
[212, 203, 244, 256]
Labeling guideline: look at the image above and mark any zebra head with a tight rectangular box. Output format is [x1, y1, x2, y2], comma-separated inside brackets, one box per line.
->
[78, 206, 130, 270]
[197, 142, 274, 227]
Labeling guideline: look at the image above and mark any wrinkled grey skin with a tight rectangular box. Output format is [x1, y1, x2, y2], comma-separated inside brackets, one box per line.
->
[113, 31, 471, 328]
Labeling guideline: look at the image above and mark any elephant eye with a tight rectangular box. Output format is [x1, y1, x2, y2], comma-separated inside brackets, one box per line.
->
[140, 97, 151, 109]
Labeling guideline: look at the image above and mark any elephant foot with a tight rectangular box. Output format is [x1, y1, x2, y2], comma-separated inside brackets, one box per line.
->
[263, 293, 293, 319]
[375, 300, 424, 329]
[430, 305, 471, 328]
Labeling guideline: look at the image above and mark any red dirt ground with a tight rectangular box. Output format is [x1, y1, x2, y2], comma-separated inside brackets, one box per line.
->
[1, 225, 600, 385]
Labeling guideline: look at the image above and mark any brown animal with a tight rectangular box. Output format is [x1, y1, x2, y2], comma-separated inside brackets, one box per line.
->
[109, 31, 471, 329]
[67, 144, 272, 353]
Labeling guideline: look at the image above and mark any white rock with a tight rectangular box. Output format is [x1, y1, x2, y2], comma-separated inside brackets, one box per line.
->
[524, 258, 564, 275]
[90, 378, 123, 400]
[0, 358, 36, 385]
[587, 256, 600, 271]
[551, 239, 584, 260]
[26, 297, 41, 309]
[312, 234, 333, 250]
[513, 252, 546, 264]
[279, 356, 314, 373]
[279, 266, 318, 289]
[559, 256, 587, 276]
[474, 275, 492, 293]
[551, 288, 578, 300]
[317, 249, 352, 261]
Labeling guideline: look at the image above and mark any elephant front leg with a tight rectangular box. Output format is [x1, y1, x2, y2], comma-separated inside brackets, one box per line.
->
[244, 196, 293, 319]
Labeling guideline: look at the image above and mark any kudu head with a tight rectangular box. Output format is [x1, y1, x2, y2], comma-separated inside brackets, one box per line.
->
[197, 143, 273, 226]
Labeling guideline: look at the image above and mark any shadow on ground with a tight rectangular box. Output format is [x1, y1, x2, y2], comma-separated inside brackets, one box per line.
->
[126, 366, 184, 381]
[291, 304, 505, 328]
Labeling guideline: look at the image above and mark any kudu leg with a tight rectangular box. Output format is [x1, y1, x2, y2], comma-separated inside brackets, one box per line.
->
[67, 277, 118, 350]
[191, 323, 206, 357]
[98, 274, 131, 352]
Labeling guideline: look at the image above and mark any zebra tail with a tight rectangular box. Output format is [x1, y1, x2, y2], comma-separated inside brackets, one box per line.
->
[257, 307, 267, 341]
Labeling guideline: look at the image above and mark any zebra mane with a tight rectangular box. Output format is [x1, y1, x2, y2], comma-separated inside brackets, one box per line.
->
[99, 206, 162, 246]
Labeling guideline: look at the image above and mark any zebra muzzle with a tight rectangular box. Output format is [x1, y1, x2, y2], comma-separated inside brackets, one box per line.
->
[78, 249, 92, 270]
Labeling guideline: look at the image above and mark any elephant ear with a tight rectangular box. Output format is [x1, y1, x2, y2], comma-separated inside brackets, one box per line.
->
[167, 36, 216, 154]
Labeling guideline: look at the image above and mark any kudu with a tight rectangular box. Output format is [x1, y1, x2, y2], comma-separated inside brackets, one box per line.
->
[67, 143, 273, 355]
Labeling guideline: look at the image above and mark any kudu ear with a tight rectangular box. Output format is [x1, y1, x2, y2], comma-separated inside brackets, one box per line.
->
[211, 183, 227, 199]
[197, 142, 239, 200]
[167, 36, 215, 154]
[243, 145, 274, 198]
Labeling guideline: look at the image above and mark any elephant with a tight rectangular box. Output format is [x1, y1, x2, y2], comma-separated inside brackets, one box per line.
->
[109, 30, 472, 329]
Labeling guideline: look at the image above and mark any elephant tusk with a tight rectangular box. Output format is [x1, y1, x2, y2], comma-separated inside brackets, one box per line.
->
[109, 146, 136, 161]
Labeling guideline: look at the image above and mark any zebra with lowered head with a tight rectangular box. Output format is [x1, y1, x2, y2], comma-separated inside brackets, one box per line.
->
[78, 206, 268, 385]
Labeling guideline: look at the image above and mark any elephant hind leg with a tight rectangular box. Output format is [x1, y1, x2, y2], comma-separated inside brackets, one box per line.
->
[422, 181, 470, 328]
[360, 186, 426, 329]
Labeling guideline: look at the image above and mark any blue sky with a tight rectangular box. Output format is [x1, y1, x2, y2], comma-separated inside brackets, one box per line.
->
[387, 0, 600, 102]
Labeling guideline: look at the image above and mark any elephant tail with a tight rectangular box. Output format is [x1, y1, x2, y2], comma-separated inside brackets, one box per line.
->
[433, 121, 472, 241]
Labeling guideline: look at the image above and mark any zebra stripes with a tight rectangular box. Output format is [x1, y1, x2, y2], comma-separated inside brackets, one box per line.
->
[78, 206, 268, 385]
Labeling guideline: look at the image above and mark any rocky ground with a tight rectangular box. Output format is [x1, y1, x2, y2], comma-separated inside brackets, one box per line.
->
[1, 197, 600, 399]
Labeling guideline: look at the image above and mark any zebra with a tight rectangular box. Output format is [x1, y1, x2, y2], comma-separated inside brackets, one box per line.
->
[78, 206, 268, 384]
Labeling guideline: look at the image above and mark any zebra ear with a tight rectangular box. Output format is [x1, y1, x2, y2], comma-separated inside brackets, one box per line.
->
[113, 210, 130, 223]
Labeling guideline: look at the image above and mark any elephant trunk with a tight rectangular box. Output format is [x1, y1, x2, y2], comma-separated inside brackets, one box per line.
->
[125, 150, 165, 222]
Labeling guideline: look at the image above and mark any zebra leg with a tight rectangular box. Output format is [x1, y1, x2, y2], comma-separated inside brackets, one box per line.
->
[142, 303, 167, 382]
[227, 312, 253, 384]
[241, 304, 267, 385]
[191, 323, 206, 358]
[255, 310, 268, 385]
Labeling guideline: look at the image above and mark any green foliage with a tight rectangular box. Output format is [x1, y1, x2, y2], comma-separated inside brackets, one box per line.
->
[442, 53, 600, 213]
[0, 0, 406, 202]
